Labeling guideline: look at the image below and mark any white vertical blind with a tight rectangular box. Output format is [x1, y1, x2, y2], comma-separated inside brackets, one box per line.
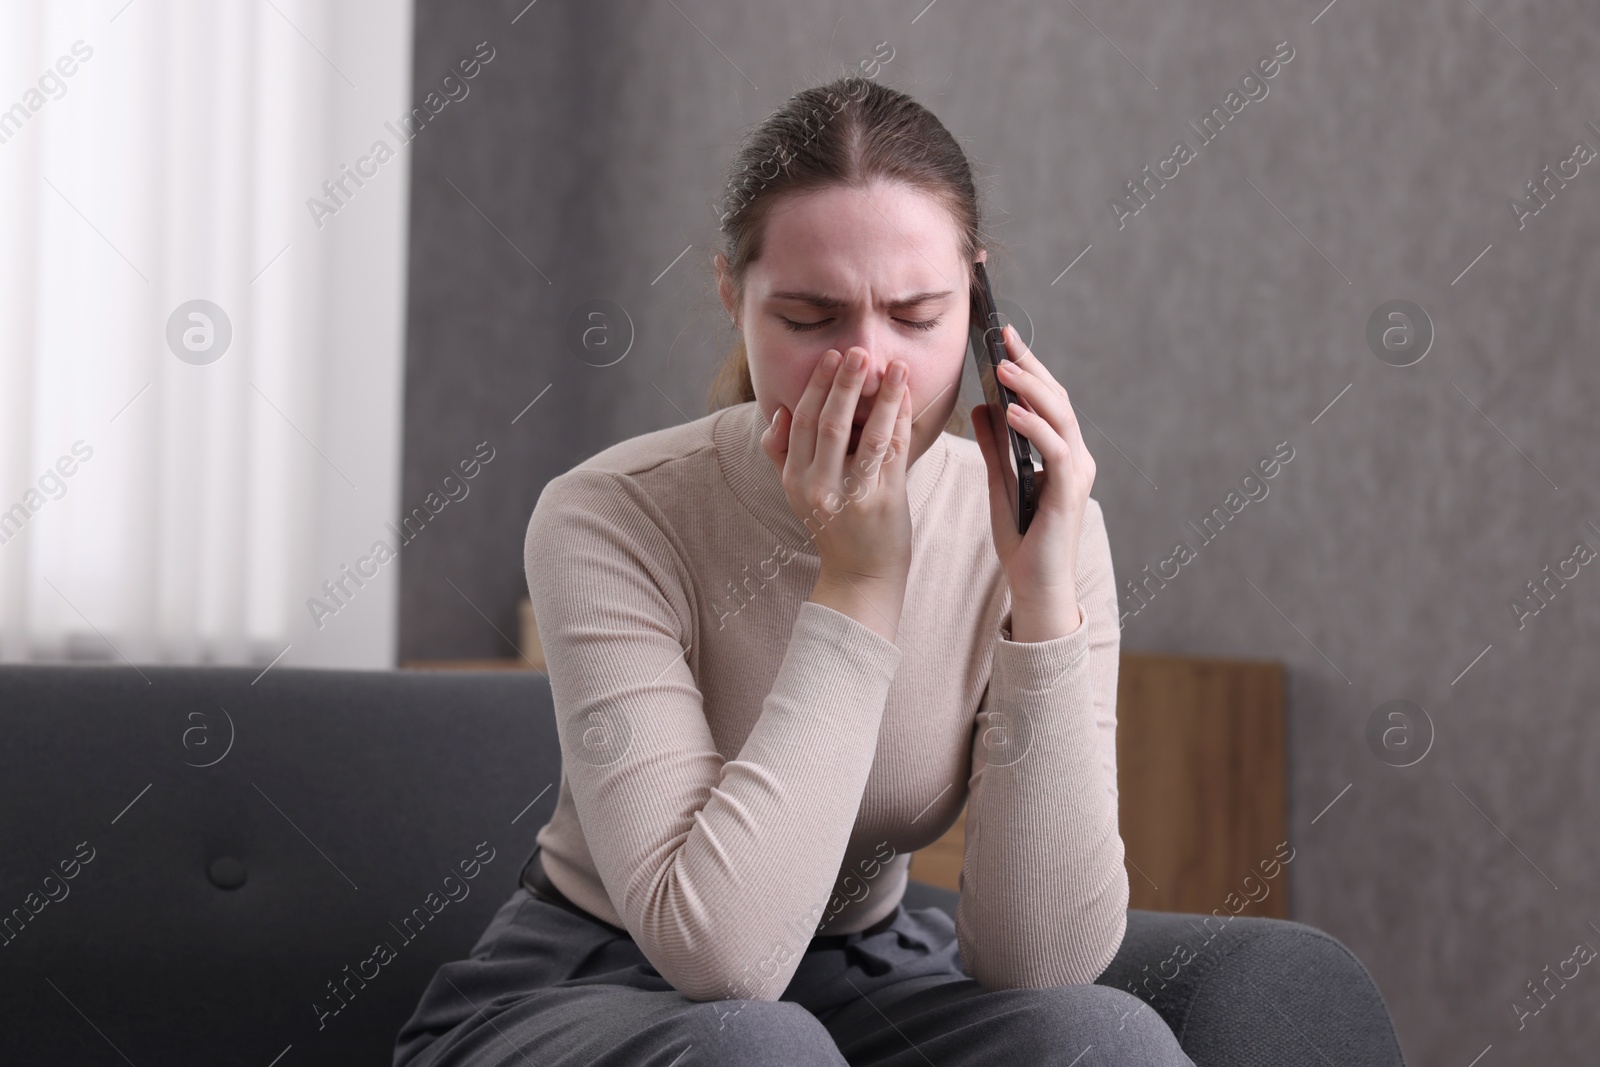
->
[0, 0, 413, 668]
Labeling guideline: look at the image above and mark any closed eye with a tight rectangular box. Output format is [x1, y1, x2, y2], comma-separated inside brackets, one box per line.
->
[779, 316, 942, 333]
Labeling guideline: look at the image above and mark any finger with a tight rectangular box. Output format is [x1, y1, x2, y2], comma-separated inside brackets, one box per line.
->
[998, 326, 1086, 456]
[1007, 385, 1101, 507]
[1004, 399, 1070, 471]
[789, 349, 845, 470]
[851, 359, 906, 486]
[1008, 398, 1097, 509]
[760, 403, 790, 470]
[997, 355, 1077, 442]
[887, 377, 913, 481]
[813, 345, 868, 475]
[868, 382, 911, 490]
[1002, 323, 1069, 402]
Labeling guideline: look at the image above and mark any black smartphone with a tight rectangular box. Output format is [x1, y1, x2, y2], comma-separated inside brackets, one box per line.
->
[968, 260, 1042, 535]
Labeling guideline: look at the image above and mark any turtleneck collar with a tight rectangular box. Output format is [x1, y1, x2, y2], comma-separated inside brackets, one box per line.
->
[715, 400, 951, 555]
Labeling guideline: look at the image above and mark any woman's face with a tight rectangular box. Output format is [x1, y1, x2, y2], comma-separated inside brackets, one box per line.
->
[718, 179, 975, 468]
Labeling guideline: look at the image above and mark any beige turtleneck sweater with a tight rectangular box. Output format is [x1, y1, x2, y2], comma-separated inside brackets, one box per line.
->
[523, 399, 1126, 1002]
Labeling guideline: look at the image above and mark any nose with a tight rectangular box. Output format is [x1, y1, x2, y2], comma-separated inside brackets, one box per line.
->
[833, 351, 887, 428]
[837, 332, 891, 402]
[856, 348, 890, 398]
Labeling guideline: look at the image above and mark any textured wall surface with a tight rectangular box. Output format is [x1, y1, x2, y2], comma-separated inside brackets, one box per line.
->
[399, 1, 1600, 1061]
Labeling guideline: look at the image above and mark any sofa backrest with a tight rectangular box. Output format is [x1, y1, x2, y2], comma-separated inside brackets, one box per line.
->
[0, 664, 559, 1065]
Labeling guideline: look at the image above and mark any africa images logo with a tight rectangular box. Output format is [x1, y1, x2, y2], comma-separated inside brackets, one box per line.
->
[305, 41, 496, 230]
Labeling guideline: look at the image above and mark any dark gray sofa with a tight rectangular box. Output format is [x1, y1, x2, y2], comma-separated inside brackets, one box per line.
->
[0, 664, 1406, 1065]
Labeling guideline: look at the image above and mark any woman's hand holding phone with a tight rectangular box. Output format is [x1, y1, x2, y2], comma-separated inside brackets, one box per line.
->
[969, 322, 1096, 643]
[761, 345, 914, 642]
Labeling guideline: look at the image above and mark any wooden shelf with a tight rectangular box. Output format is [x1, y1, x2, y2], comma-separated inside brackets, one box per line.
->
[402, 658, 543, 671]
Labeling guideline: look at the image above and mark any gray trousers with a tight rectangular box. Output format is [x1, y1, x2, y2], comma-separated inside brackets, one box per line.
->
[393, 885, 1195, 1066]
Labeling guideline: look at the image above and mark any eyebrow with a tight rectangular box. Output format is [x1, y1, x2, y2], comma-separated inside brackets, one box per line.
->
[767, 289, 954, 311]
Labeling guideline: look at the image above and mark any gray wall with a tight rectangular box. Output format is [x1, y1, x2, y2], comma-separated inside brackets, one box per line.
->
[398, 1, 1600, 1060]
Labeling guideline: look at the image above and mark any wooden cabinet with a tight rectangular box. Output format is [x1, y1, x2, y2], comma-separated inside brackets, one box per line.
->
[905, 650, 1288, 918]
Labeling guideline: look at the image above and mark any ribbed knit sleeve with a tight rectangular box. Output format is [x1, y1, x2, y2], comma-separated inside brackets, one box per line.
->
[954, 496, 1128, 988]
[524, 468, 904, 1002]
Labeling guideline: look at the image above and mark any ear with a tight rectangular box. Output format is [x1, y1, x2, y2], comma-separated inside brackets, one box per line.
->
[715, 252, 740, 328]
[975, 248, 988, 264]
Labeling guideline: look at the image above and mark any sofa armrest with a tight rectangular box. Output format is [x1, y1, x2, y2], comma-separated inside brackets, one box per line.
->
[901, 882, 1404, 1066]
[1095, 908, 1407, 1066]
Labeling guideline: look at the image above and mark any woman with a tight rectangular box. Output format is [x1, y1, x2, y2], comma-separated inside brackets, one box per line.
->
[394, 75, 1194, 1066]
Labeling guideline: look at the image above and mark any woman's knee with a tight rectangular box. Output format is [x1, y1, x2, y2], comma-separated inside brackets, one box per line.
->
[992, 984, 1192, 1065]
[691, 998, 847, 1066]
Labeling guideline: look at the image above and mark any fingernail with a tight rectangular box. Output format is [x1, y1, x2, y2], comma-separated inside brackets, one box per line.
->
[771, 406, 780, 427]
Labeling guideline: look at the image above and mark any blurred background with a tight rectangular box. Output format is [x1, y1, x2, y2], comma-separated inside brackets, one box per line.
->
[4, 0, 1598, 1062]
